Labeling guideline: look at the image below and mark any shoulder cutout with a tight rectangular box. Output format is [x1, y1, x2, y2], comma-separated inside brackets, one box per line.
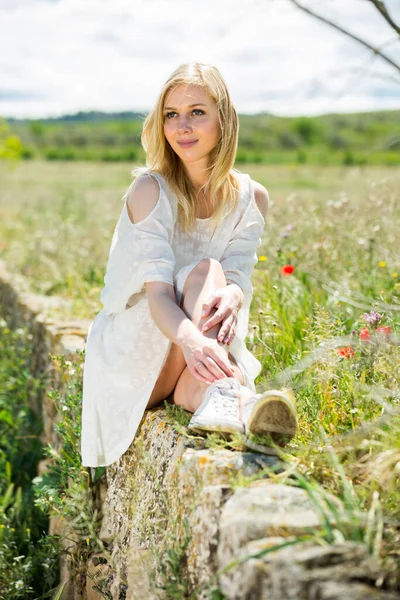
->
[126, 174, 161, 225]
[251, 179, 269, 221]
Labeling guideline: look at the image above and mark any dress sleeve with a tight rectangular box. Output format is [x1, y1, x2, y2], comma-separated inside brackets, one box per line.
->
[220, 187, 265, 297]
[99, 173, 176, 315]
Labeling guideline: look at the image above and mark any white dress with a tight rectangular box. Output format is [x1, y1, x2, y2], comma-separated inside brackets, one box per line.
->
[80, 169, 266, 467]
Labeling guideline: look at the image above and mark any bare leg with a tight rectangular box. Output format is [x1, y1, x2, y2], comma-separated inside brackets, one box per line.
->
[172, 259, 253, 413]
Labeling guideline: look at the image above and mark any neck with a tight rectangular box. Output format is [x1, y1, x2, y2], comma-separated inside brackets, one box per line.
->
[182, 159, 209, 189]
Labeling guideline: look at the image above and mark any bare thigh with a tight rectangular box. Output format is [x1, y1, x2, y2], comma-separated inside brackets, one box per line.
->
[146, 341, 187, 408]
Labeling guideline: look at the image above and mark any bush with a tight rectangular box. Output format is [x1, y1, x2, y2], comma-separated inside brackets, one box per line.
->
[279, 130, 302, 149]
[296, 149, 307, 164]
[291, 117, 324, 145]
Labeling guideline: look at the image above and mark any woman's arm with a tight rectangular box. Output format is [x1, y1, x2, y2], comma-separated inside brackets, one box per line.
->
[145, 281, 202, 348]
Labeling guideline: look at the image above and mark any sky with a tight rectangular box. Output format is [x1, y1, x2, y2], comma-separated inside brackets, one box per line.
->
[1, 0, 399, 119]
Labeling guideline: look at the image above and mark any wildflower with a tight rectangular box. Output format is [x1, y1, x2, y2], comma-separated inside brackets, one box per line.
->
[281, 224, 294, 238]
[360, 327, 371, 342]
[392, 273, 398, 278]
[376, 326, 392, 336]
[363, 310, 382, 325]
[336, 346, 355, 358]
[281, 264, 295, 276]
[14, 581, 24, 590]
[258, 255, 267, 262]
[379, 261, 386, 268]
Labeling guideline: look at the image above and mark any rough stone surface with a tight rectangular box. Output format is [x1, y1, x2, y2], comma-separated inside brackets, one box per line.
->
[100, 409, 277, 598]
[187, 484, 233, 591]
[86, 553, 113, 600]
[218, 484, 321, 598]
[219, 483, 321, 553]
[308, 581, 400, 600]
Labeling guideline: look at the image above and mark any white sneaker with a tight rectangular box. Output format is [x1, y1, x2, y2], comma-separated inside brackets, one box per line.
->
[188, 377, 244, 435]
[242, 388, 297, 447]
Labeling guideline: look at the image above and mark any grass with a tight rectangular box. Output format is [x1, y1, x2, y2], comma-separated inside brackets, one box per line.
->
[1, 160, 399, 590]
[0, 321, 59, 598]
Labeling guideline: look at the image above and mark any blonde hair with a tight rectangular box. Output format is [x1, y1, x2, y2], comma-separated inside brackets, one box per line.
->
[132, 62, 240, 233]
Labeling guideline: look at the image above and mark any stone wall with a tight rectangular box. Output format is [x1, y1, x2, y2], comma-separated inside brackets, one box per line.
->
[0, 260, 398, 600]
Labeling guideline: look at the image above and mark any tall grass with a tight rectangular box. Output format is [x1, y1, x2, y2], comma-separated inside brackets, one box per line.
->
[0, 320, 59, 598]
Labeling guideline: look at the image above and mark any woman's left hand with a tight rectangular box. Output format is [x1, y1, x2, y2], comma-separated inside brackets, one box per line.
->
[200, 285, 243, 346]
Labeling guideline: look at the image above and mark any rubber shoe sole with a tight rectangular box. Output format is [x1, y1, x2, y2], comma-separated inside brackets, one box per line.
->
[246, 389, 297, 447]
[188, 416, 244, 436]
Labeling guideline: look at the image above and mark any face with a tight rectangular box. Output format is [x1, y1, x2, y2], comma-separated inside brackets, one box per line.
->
[163, 84, 221, 168]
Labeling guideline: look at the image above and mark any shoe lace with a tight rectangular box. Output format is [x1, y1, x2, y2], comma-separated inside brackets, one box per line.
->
[207, 381, 240, 418]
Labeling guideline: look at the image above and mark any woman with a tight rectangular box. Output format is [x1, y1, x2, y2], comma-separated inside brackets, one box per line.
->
[80, 62, 297, 468]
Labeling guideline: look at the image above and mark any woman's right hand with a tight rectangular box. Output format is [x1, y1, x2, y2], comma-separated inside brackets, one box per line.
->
[181, 334, 236, 384]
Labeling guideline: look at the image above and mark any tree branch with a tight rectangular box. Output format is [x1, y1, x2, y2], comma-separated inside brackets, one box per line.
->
[367, 0, 400, 36]
[288, 0, 400, 74]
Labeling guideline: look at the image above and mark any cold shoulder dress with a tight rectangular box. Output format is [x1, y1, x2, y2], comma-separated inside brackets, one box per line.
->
[80, 169, 266, 467]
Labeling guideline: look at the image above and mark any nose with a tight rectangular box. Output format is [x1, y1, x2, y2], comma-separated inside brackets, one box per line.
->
[177, 114, 192, 134]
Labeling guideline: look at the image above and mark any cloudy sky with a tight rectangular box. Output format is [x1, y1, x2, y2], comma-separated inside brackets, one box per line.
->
[1, 0, 399, 118]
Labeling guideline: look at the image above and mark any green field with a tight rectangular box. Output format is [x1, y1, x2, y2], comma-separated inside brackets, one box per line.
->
[1, 160, 399, 591]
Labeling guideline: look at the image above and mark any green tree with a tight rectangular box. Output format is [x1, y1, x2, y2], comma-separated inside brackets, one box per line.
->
[0, 119, 22, 160]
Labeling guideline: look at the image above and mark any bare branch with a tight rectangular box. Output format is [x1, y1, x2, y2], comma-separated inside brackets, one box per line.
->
[288, 0, 400, 74]
[367, 0, 400, 36]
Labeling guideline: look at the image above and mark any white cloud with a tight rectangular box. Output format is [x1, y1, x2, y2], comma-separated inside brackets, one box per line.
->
[0, 0, 399, 118]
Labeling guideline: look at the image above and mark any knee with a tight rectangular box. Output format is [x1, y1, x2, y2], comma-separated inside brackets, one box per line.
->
[190, 258, 224, 282]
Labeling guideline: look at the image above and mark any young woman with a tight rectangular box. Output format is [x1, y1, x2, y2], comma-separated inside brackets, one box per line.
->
[80, 62, 297, 468]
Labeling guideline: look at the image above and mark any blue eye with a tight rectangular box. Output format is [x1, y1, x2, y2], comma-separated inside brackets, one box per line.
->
[164, 109, 204, 119]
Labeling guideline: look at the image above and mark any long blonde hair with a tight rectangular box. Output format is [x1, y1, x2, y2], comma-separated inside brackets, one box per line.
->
[132, 62, 241, 232]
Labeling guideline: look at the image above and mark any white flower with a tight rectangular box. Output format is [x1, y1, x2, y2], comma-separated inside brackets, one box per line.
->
[14, 580, 24, 590]
[13, 556, 25, 562]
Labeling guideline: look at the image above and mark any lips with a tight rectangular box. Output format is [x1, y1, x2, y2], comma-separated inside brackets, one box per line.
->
[177, 140, 198, 148]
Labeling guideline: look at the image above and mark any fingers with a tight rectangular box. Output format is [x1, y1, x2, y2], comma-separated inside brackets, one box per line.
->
[207, 351, 235, 378]
[201, 294, 218, 319]
[190, 362, 213, 384]
[194, 348, 234, 382]
[201, 310, 225, 333]
[217, 314, 235, 344]
[224, 329, 236, 345]
[202, 356, 228, 380]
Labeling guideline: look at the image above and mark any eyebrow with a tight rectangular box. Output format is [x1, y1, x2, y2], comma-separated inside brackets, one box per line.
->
[163, 103, 208, 111]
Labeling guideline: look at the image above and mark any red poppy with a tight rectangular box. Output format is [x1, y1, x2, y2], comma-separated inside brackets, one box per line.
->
[376, 326, 392, 336]
[281, 264, 295, 276]
[336, 346, 355, 358]
[359, 327, 371, 342]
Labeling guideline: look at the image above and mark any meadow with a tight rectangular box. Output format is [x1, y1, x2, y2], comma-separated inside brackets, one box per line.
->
[0, 160, 399, 593]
